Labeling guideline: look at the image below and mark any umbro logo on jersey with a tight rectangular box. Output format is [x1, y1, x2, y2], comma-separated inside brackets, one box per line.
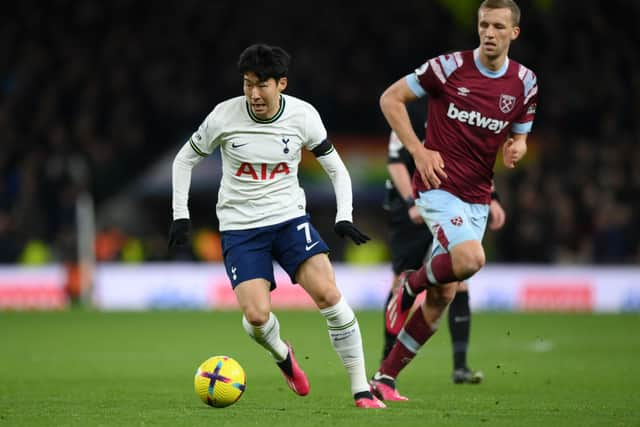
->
[305, 241, 320, 251]
[457, 87, 470, 96]
[231, 142, 248, 148]
[450, 216, 463, 226]
[446, 103, 509, 134]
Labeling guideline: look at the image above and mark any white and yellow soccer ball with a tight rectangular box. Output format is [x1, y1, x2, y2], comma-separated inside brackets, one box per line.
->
[194, 355, 246, 408]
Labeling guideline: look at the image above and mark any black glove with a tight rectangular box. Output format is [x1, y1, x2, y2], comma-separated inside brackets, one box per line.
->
[168, 218, 191, 249]
[334, 220, 371, 245]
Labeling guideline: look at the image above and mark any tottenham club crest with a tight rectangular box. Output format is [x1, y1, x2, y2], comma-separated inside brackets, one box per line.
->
[281, 136, 290, 154]
[499, 94, 516, 114]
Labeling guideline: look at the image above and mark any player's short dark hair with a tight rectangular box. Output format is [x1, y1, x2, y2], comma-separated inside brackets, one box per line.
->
[479, 0, 521, 26]
[237, 44, 291, 81]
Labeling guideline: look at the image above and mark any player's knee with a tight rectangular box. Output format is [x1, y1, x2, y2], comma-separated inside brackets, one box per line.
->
[467, 250, 485, 273]
[243, 308, 270, 326]
[453, 246, 485, 278]
[314, 288, 341, 309]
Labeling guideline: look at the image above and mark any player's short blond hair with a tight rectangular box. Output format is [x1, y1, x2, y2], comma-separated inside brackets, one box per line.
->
[479, 0, 521, 26]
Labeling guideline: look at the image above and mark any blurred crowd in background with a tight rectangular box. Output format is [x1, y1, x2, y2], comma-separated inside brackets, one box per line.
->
[1, 0, 639, 265]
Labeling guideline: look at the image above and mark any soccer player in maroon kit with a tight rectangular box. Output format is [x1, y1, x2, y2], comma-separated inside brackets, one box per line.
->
[370, 0, 538, 401]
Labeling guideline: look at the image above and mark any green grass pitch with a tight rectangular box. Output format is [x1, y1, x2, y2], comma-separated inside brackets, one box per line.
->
[1, 310, 638, 426]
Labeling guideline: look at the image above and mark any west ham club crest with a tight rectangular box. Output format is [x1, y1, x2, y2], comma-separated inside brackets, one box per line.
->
[499, 94, 516, 114]
[450, 216, 464, 226]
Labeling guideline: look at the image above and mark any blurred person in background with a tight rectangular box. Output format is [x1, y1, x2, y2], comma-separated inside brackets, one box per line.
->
[370, 0, 538, 401]
[382, 130, 506, 383]
[168, 43, 384, 409]
[0, 209, 21, 263]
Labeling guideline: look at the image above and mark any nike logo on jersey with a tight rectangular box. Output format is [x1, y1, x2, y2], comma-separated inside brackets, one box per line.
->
[231, 142, 248, 148]
[305, 242, 320, 251]
[447, 102, 510, 134]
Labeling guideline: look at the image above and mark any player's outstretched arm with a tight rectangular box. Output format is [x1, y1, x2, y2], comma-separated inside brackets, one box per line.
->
[312, 140, 370, 245]
[169, 142, 205, 249]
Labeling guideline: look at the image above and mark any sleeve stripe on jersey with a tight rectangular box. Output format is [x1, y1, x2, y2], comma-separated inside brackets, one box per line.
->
[406, 74, 426, 98]
[189, 138, 208, 157]
[524, 84, 538, 104]
[518, 64, 528, 80]
[438, 54, 461, 79]
[512, 121, 533, 134]
[429, 58, 446, 84]
[518, 65, 538, 100]
[454, 51, 464, 67]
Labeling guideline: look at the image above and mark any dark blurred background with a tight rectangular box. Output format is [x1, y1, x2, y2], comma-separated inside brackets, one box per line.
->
[1, 0, 639, 266]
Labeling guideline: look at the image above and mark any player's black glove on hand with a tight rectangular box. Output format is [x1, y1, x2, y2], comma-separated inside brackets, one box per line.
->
[334, 220, 371, 245]
[168, 218, 191, 249]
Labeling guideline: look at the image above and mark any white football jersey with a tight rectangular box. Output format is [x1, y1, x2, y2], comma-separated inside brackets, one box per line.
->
[189, 94, 327, 231]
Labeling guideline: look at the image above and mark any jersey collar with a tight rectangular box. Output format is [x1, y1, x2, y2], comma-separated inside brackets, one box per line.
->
[245, 95, 286, 124]
[473, 48, 509, 79]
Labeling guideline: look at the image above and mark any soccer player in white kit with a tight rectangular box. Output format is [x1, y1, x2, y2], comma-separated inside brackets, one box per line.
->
[169, 44, 385, 408]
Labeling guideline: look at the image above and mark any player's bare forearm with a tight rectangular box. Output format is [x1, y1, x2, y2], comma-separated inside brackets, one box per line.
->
[387, 163, 413, 200]
[379, 79, 423, 157]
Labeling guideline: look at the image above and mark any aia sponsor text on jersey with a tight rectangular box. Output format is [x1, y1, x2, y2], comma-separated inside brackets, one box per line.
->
[235, 162, 290, 180]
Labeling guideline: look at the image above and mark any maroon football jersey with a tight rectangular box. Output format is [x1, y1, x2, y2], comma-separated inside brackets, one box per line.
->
[411, 49, 538, 203]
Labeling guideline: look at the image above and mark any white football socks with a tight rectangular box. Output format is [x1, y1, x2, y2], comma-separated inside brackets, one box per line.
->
[320, 296, 369, 395]
[242, 312, 289, 362]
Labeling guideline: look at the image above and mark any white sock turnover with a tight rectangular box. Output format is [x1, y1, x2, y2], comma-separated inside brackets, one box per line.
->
[320, 296, 369, 395]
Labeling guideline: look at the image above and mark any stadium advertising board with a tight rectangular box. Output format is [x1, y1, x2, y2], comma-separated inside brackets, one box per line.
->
[2, 264, 638, 312]
[0, 266, 68, 310]
[90, 264, 640, 313]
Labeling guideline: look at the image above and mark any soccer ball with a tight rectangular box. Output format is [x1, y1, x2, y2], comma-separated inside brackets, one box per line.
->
[194, 355, 246, 408]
